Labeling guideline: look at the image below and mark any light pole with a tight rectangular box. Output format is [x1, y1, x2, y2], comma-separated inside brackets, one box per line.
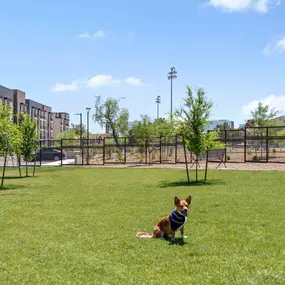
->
[74, 113, 83, 147]
[168, 67, 177, 121]
[86, 107, 91, 165]
[156, 95, 161, 119]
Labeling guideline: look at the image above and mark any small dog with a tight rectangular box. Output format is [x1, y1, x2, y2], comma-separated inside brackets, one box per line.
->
[136, 195, 192, 241]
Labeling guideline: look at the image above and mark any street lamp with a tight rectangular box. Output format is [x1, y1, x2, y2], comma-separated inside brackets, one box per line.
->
[74, 113, 83, 147]
[156, 95, 161, 119]
[168, 67, 177, 121]
[86, 107, 91, 165]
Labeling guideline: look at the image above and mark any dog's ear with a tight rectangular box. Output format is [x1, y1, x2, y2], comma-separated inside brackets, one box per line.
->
[174, 196, 181, 206]
[186, 195, 192, 205]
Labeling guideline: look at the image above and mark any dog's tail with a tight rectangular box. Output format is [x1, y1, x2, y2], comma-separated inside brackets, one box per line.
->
[136, 232, 153, 238]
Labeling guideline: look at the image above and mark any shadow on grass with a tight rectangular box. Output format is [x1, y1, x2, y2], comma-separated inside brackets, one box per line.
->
[164, 237, 187, 246]
[0, 184, 27, 191]
[3, 176, 38, 180]
[159, 179, 225, 188]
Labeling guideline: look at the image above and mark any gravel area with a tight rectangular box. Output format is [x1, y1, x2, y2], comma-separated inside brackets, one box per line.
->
[89, 162, 285, 171]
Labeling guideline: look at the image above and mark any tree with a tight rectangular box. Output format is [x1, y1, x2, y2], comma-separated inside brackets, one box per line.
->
[176, 86, 223, 182]
[130, 116, 176, 163]
[215, 122, 231, 130]
[250, 102, 278, 127]
[131, 115, 154, 143]
[19, 113, 39, 177]
[153, 118, 175, 140]
[70, 123, 87, 137]
[93, 96, 129, 146]
[0, 102, 22, 188]
[130, 115, 154, 162]
[249, 102, 280, 158]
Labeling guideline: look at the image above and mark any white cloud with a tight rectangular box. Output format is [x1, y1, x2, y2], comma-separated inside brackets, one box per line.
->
[276, 36, 285, 51]
[87, 75, 120, 88]
[125, 77, 143, 86]
[77, 33, 91, 38]
[242, 94, 285, 116]
[93, 30, 105, 38]
[52, 74, 148, 92]
[51, 81, 78, 93]
[208, 0, 280, 13]
[263, 36, 285, 55]
[77, 30, 105, 39]
[262, 43, 272, 55]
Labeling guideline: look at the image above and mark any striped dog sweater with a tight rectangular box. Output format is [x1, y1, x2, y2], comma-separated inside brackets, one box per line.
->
[169, 209, 187, 232]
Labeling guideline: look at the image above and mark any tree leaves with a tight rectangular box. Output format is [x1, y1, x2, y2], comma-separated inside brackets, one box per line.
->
[19, 113, 39, 161]
[176, 86, 223, 156]
[93, 96, 129, 145]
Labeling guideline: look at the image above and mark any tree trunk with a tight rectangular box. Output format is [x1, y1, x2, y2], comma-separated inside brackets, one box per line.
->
[195, 155, 198, 182]
[33, 158, 36, 177]
[204, 151, 209, 181]
[26, 160, 28, 177]
[1, 155, 7, 188]
[182, 135, 190, 183]
[18, 155, 22, 178]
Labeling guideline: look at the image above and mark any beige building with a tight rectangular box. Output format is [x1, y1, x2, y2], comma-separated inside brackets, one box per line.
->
[53, 112, 70, 139]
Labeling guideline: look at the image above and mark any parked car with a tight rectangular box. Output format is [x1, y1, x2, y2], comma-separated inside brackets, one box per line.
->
[32, 148, 67, 161]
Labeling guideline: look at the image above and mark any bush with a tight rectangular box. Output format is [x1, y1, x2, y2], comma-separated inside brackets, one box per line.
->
[273, 148, 276, 154]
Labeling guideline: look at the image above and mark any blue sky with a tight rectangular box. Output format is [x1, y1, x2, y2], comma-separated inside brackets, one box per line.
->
[1, 0, 285, 132]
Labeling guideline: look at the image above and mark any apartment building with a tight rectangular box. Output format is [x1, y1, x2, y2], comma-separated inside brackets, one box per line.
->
[13, 89, 27, 124]
[53, 112, 70, 139]
[26, 99, 54, 140]
[2, 83, 71, 140]
[0, 85, 14, 107]
[206, 120, 235, 131]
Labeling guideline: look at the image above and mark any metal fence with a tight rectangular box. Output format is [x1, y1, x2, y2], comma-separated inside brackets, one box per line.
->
[3, 126, 285, 168]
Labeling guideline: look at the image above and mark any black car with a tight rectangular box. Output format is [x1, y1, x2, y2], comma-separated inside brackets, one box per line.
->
[33, 148, 67, 161]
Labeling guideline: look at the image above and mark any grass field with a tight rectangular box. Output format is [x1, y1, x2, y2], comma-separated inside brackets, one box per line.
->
[1, 167, 285, 284]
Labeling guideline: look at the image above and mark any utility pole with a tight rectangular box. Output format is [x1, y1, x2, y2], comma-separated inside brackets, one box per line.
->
[75, 113, 83, 147]
[156, 95, 161, 119]
[167, 67, 177, 121]
[86, 107, 91, 165]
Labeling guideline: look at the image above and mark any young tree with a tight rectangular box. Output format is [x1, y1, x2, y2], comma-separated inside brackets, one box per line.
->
[0, 102, 22, 187]
[70, 123, 87, 136]
[176, 86, 223, 182]
[131, 115, 154, 162]
[153, 118, 175, 139]
[215, 122, 231, 130]
[93, 96, 129, 146]
[249, 102, 280, 158]
[131, 115, 154, 143]
[250, 102, 278, 127]
[19, 113, 39, 177]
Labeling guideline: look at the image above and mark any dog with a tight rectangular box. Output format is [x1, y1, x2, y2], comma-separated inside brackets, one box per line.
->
[136, 195, 192, 241]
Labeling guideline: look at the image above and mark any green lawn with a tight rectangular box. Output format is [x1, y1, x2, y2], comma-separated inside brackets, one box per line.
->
[1, 167, 285, 285]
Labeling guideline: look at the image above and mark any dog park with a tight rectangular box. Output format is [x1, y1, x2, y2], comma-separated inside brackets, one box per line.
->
[1, 87, 285, 284]
[1, 166, 285, 284]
